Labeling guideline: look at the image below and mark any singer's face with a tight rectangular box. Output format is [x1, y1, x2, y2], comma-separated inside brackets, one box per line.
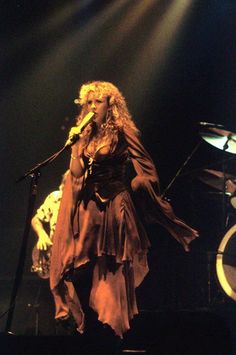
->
[86, 91, 108, 127]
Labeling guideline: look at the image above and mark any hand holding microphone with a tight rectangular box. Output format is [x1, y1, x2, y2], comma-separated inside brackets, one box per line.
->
[65, 112, 95, 147]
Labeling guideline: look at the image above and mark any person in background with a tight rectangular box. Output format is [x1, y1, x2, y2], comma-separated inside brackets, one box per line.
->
[31, 170, 76, 334]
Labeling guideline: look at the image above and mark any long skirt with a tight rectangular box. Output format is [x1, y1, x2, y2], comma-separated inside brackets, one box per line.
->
[70, 189, 150, 337]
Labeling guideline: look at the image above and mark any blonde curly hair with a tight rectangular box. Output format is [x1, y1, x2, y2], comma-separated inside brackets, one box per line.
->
[76, 81, 139, 135]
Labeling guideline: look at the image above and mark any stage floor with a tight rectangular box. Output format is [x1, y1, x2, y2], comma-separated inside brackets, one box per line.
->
[1, 306, 235, 355]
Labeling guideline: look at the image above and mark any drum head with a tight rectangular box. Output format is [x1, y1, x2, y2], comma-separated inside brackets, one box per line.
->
[216, 224, 236, 301]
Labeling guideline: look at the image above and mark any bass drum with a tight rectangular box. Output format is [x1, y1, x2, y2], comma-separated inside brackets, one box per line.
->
[216, 224, 236, 301]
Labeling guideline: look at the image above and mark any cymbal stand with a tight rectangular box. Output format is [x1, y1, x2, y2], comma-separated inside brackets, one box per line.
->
[161, 141, 202, 198]
[206, 251, 215, 306]
[221, 136, 232, 231]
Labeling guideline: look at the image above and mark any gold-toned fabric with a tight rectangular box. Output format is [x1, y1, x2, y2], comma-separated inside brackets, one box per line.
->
[50, 126, 198, 337]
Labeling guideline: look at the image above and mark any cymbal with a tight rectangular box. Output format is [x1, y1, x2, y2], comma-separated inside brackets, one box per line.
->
[200, 124, 236, 154]
[197, 169, 236, 193]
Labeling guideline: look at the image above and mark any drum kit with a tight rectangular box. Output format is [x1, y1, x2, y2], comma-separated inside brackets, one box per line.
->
[197, 123, 236, 302]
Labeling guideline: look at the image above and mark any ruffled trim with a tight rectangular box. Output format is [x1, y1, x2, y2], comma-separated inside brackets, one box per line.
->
[89, 256, 148, 338]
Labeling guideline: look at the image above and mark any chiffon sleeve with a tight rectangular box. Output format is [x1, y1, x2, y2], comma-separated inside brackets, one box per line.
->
[50, 171, 84, 290]
[123, 126, 199, 251]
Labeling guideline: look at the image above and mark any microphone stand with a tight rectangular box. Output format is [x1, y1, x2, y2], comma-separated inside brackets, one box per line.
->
[4, 144, 70, 335]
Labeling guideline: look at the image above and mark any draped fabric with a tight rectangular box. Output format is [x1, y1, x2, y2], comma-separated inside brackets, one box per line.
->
[50, 126, 198, 337]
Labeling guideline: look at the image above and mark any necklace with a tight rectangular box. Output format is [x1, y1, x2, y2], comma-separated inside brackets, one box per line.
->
[86, 135, 100, 175]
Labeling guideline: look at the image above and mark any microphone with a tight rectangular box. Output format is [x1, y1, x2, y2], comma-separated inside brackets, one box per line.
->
[65, 111, 95, 147]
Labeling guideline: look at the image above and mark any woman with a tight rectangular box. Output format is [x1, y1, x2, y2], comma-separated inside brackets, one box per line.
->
[50, 81, 198, 337]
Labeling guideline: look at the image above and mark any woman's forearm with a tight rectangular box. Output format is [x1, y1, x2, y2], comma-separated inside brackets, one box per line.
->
[69, 142, 85, 178]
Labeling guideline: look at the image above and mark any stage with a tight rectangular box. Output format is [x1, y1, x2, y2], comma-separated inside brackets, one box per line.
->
[1, 305, 235, 354]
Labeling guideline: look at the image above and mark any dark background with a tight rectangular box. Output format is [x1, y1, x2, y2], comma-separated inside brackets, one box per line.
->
[0, 0, 236, 336]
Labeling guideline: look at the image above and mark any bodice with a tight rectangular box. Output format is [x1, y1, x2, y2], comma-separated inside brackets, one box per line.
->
[81, 131, 129, 202]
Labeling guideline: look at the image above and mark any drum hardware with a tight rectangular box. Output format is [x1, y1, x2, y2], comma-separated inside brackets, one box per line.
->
[27, 284, 42, 336]
[192, 124, 236, 305]
[204, 250, 225, 306]
[196, 168, 236, 212]
[199, 124, 236, 154]
[158, 122, 236, 307]
[161, 141, 202, 198]
[205, 251, 215, 306]
[216, 224, 236, 302]
[200, 249, 235, 306]
[162, 123, 236, 199]
[199, 124, 236, 231]
[196, 169, 236, 194]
